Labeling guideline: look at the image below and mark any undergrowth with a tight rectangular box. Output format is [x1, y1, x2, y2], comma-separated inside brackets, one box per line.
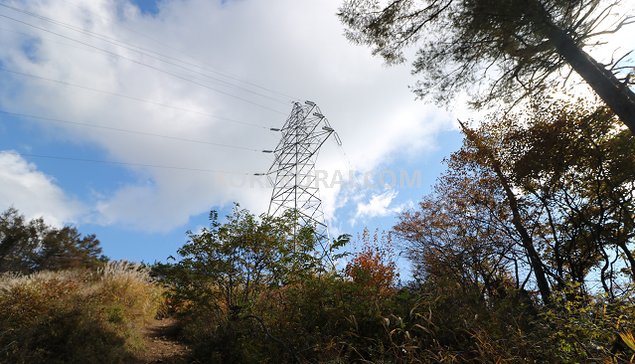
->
[0, 261, 163, 364]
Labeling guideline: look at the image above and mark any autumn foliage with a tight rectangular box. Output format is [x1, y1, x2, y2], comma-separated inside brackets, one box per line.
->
[345, 228, 398, 294]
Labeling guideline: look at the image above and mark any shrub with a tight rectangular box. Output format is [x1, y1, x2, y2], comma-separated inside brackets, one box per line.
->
[176, 272, 406, 363]
[344, 228, 398, 298]
[538, 289, 635, 363]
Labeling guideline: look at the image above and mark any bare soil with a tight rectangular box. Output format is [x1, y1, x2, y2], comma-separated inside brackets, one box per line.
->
[129, 317, 190, 364]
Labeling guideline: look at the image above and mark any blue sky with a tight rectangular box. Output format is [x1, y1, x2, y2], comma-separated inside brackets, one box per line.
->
[131, 0, 160, 15]
[0, 0, 628, 276]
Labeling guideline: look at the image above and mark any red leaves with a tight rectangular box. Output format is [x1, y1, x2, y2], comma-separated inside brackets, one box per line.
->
[344, 228, 398, 294]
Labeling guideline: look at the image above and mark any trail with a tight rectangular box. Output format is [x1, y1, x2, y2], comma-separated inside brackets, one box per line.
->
[130, 317, 189, 364]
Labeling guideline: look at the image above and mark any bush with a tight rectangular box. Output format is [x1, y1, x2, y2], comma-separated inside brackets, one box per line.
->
[174, 272, 404, 363]
[538, 289, 635, 363]
[0, 261, 163, 364]
[155, 206, 635, 363]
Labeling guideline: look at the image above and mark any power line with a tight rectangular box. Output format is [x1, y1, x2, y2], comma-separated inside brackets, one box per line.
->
[0, 66, 275, 130]
[0, 109, 266, 152]
[0, 12, 289, 115]
[0, 2, 295, 107]
[56, 0, 302, 102]
[17, 152, 256, 175]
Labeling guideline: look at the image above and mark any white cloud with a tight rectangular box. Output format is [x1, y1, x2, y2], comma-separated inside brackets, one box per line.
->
[352, 189, 406, 225]
[0, 151, 84, 226]
[0, 0, 453, 231]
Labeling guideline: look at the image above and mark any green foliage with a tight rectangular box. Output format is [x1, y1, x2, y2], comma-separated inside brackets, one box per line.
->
[0, 262, 163, 364]
[0, 208, 107, 274]
[155, 206, 416, 363]
[152, 206, 332, 361]
[537, 287, 635, 363]
[146, 196, 635, 363]
[155, 205, 328, 316]
[176, 272, 406, 363]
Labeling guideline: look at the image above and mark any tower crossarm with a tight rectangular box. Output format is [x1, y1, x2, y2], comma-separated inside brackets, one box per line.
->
[264, 100, 336, 258]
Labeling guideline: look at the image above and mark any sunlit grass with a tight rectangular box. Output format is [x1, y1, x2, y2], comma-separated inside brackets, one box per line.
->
[0, 261, 163, 364]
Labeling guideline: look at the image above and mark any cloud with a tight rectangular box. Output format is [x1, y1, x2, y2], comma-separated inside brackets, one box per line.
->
[352, 189, 407, 225]
[0, 151, 84, 226]
[0, 0, 453, 231]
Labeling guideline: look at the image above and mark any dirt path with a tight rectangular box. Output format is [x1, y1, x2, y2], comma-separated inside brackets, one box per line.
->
[131, 317, 190, 364]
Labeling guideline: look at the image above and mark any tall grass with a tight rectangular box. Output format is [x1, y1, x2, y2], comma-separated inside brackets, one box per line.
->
[0, 261, 163, 364]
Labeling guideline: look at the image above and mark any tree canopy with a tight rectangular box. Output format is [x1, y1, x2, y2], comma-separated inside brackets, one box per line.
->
[395, 97, 635, 303]
[339, 0, 635, 133]
[153, 205, 348, 316]
[0, 208, 106, 273]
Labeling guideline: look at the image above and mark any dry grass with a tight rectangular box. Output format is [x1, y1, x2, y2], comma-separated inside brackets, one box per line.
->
[0, 261, 163, 364]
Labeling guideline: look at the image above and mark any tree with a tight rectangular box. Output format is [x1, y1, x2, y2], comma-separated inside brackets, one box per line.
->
[344, 228, 398, 295]
[36, 227, 104, 271]
[506, 99, 635, 296]
[457, 118, 553, 303]
[167, 205, 325, 316]
[394, 133, 546, 301]
[396, 98, 635, 304]
[339, 0, 635, 133]
[0, 208, 106, 273]
[155, 205, 352, 363]
[0, 208, 40, 273]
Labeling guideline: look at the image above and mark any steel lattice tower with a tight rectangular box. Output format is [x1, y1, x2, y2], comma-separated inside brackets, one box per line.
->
[262, 100, 340, 251]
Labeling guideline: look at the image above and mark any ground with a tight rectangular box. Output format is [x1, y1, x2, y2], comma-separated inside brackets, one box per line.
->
[131, 317, 190, 364]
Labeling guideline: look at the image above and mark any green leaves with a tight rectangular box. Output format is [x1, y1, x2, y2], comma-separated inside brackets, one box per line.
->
[165, 204, 342, 317]
[0, 208, 106, 273]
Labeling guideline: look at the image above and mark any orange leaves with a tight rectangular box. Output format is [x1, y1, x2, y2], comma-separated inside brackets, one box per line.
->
[344, 228, 398, 294]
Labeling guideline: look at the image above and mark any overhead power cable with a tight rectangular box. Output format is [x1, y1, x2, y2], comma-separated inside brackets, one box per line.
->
[0, 67, 274, 130]
[59, 0, 302, 102]
[0, 109, 265, 152]
[0, 2, 296, 106]
[0, 13, 288, 115]
[17, 152, 255, 175]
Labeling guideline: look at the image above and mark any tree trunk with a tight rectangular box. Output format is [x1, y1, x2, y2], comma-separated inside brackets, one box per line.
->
[491, 162, 552, 304]
[617, 241, 635, 281]
[459, 122, 552, 304]
[528, 1, 635, 135]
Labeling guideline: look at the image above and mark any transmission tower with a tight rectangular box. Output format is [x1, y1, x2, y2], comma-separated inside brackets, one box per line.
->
[260, 100, 341, 252]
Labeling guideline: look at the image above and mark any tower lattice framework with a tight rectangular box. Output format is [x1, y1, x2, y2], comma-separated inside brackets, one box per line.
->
[263, 100, 340, 247]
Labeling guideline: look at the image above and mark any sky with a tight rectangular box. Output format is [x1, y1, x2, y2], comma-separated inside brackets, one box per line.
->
[0, 0, 631, 275]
